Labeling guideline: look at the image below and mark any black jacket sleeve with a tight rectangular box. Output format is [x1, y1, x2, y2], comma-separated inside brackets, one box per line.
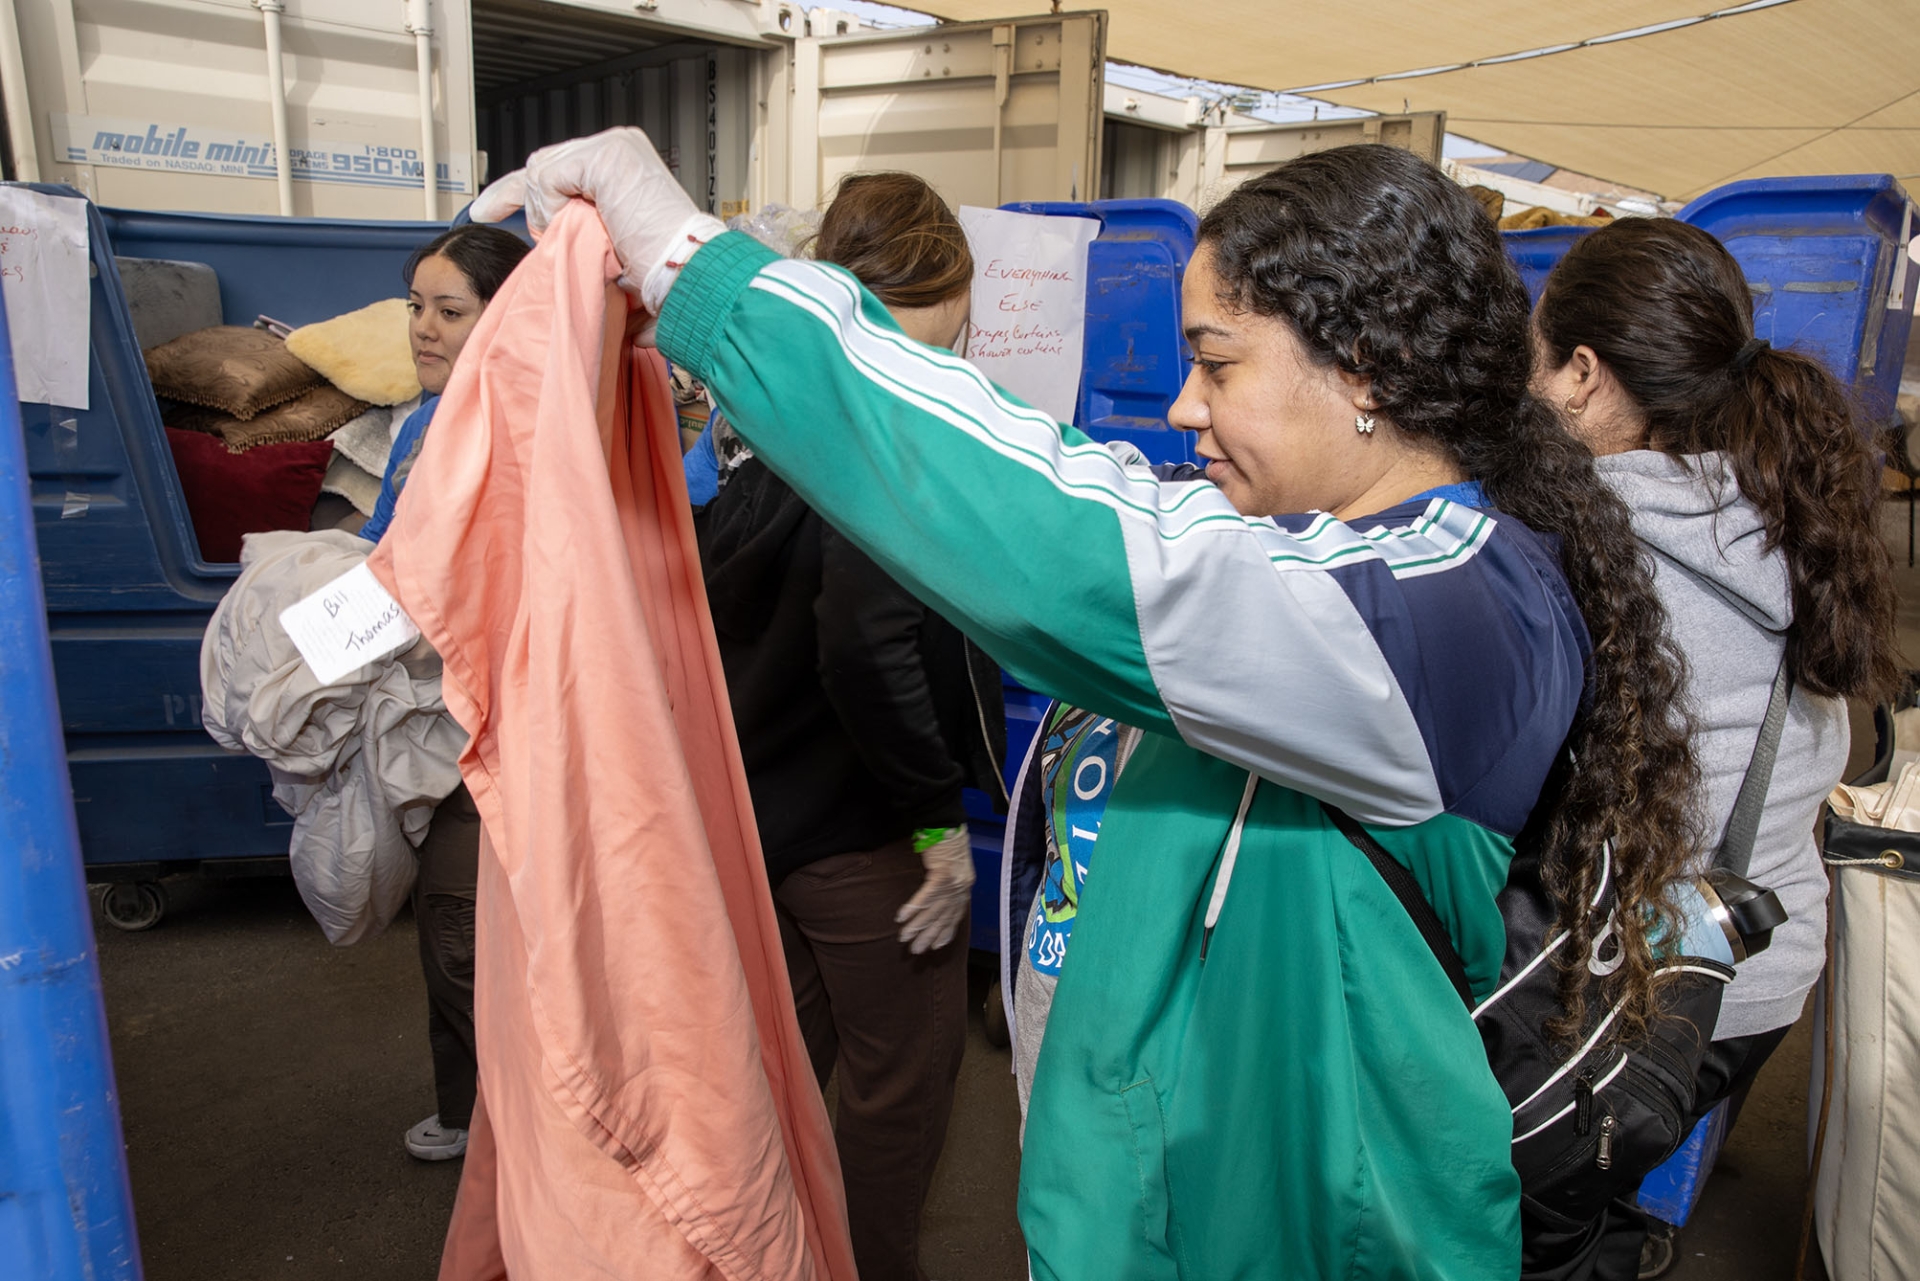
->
[814, 521, 968, 830]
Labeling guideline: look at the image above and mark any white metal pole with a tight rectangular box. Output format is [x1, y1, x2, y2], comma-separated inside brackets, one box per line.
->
[0, 0, 40, 181]
[406, 0, 437, 219]
[990, 25, 1011, 206]
[255, 0, 295, 216]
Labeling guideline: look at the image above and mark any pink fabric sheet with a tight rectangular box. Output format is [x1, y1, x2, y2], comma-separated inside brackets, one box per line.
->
[368, 202, 856, 1281]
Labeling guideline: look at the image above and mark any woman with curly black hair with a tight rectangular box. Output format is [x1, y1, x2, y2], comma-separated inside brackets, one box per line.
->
[472, 133, 1695, 1279]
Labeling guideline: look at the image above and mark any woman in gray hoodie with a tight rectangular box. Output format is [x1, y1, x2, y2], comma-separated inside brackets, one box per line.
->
[1532, 217, 1902, 1277]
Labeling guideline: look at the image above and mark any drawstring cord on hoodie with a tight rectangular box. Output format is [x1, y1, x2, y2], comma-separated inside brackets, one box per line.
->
[1201, 771, 1261, 960]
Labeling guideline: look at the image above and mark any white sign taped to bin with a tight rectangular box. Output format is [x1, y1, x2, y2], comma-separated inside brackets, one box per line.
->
[279, 562, 420, 686]
[0, 186, 90, 409]
[959, 207, 1099, 425]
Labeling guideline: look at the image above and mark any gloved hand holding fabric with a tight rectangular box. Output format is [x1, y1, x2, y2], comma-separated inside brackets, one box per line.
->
[897, 826, 976, 954]
[469, 128, 722, 309]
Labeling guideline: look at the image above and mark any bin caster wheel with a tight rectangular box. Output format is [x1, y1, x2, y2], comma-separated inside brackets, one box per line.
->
[983, 978, 1010, 1049]
[102, 881, 167, 932]
[1639, 1223, 1677, 1279]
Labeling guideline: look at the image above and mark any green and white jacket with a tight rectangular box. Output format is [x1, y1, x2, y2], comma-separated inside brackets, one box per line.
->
[659, 232, 1592, 1281]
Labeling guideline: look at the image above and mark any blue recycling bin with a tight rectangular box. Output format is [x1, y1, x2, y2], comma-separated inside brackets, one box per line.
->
[1637, 1100, 1734, 1229]
[1681, 174, 1918, 430]
[1001, 198, 1200, 465]
[0, 257, 144, 1278]
[1500, 175, 1918, 432]
[1504, 225, 1597, 305]
[13, 186, 447, 922]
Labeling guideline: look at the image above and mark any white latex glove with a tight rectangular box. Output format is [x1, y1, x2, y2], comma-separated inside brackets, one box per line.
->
[469, 127, 724, 309]
[896, 826, 976, 954]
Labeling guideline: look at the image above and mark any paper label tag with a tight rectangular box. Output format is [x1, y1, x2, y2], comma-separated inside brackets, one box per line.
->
[0, 185, 92, 409]
[957, 205, 1099, 426]
[277, 562, 420, 685]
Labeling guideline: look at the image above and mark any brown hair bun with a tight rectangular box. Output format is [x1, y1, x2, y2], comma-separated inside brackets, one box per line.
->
[814, 172, 973, 308]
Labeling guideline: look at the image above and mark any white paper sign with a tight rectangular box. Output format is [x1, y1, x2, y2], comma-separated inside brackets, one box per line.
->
[278, 562, 420, 685]
[958, 206, 1100, 425]
[0, 186, 91, 409]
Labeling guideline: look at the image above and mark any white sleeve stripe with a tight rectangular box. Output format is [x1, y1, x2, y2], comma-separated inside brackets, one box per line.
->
[752, 264, 1496, 584]
[747, 258, 1446, 820]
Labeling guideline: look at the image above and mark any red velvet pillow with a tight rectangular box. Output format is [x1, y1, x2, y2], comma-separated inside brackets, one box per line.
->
[165, 426, 333, 563]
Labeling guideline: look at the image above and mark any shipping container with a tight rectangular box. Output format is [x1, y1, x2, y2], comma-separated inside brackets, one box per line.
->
[3, 1, 1442, 222]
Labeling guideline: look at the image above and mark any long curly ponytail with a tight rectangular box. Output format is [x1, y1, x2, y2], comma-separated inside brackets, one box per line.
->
[1536, 217, 1900, 704]
[1199, 145, 1697, 1042]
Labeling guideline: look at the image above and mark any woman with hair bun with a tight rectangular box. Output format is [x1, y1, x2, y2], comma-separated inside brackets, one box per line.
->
[696, 170, 1004, 1281]
[474, 133, 1698, 1279]
[1534, 216, 1900, 1275]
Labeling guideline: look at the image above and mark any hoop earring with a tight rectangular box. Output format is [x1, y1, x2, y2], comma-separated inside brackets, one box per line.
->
[1355, 413, 1376, 435]
[1563, 396, 1585, 418]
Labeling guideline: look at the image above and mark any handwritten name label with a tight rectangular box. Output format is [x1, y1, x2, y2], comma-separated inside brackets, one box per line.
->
[277, 562, 420, 685]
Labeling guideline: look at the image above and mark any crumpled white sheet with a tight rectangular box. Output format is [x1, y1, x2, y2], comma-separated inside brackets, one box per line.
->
[1830, 766, 1920, 837]
[200, 529, 465, 944]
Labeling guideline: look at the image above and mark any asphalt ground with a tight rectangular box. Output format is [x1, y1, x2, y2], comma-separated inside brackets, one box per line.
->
[92, 506, 1920, 1281]
[88, 814, 1852, 1281]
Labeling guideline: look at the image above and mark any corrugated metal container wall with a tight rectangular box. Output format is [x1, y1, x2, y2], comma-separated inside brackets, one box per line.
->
[473, 34, 753, 215]
[10, 0, 479, 220]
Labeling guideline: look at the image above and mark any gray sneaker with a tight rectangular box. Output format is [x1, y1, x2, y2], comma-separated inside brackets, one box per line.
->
[405, 1114, 468, 1161]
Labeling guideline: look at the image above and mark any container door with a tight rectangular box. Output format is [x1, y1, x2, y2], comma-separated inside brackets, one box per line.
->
[20, 0, 478, 219]
[1198, 111, 1445, 208]
[789, 13, 1106, 211]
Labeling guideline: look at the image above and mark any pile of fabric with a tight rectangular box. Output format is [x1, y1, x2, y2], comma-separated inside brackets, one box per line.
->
[200, 528, 464, 944]
[145, 299, 421, 559]
[1829, 707, 1920, 829]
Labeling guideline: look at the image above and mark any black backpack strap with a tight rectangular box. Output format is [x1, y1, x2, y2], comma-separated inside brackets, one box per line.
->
[1320, 802, 1475, 1011]
[1715, 653, 1793, 878]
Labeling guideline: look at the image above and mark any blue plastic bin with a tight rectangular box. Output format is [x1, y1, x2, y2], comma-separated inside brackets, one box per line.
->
[1636, 1100, 1733, 1229]
[1001, 198, 1199, 465]
[100, 204, 447, 329]
[1503, 225, 1597, 305]
[1681, 174, 1918, 430]
[16, 184, 444, 914]
[1501, 175, 1918, 431]
[0, 257, 144, 1279]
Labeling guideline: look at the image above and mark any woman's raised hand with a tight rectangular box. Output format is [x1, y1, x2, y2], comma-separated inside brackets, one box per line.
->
[470, 127, 723, 308]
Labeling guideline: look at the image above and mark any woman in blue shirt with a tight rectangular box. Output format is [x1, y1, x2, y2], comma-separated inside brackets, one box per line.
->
[365, 224, 529, 1161]
[361, 225, 530, 542]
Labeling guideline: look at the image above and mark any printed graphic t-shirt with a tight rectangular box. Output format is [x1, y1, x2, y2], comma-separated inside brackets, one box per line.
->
[1025, 704, 1129, 977]
[1015, 704, 1138, 1119]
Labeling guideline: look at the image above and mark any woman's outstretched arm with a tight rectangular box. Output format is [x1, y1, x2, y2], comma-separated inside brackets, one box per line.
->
[658, 232, 1560, 828]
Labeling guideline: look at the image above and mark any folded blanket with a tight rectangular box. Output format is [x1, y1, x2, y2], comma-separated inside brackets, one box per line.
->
[321, 405, 397, 516]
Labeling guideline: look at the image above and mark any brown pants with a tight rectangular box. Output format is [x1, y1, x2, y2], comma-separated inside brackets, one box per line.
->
[774, 841, 968, 1281]
[415, 782, 480, 1130]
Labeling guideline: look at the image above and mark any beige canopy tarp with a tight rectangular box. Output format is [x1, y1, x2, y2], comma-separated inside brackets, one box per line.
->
[915, 0, 1920, 201]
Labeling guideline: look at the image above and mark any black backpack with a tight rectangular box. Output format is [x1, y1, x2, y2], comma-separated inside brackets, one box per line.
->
[1325, 660, 1791, 1245]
